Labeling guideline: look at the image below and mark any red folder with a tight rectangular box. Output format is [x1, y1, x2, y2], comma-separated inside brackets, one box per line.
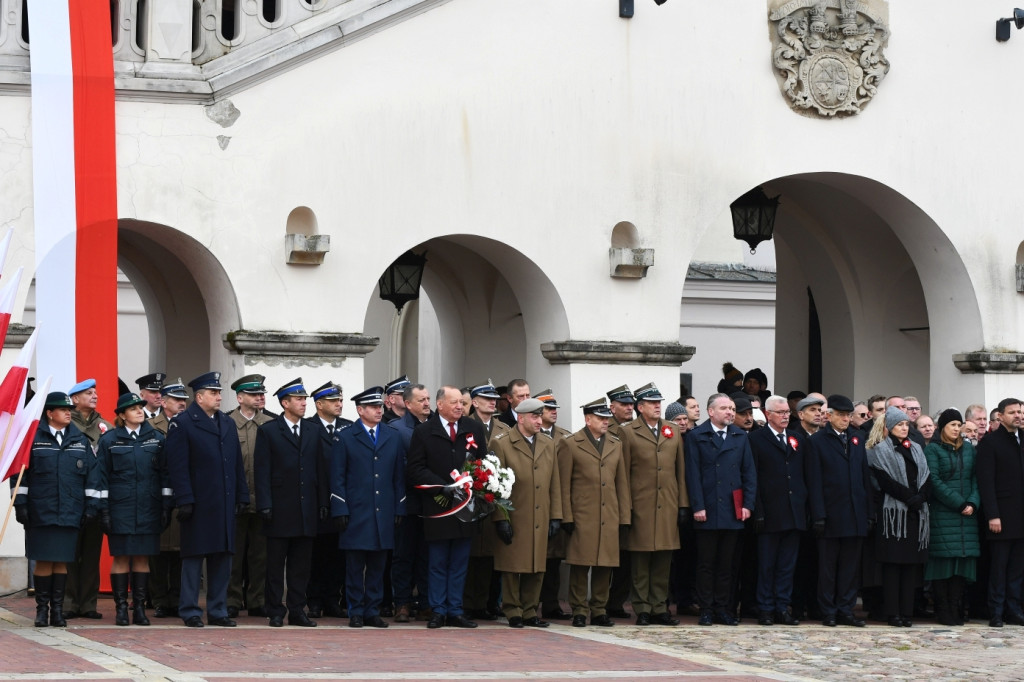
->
[732, 489, 744, 520]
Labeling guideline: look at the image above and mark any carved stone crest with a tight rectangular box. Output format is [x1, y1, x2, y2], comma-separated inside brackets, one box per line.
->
[768, 0, 890, 117]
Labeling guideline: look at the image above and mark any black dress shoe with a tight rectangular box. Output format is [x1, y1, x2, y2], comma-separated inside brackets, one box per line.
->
[698, 611, 713, 626]
[307, 607, 322, 618]
[153, 607, 174, 618]
[227, 606, 239, 618]
[269, 616, 284, 627]
[758, 612, 774, 626]
[822, 616, 837, 627]
[380, 605, 395, 618]
[446, 615, 478, 628]
[324, 604, 346, 618]
[64, 611, 79, 620]
[836, 613, 865, 627]
[81, 611, 103, 620]
[635, 612, 651, 625]
[248, 606, 268, 618]
[543, 608, 572, 620]
[427, 614, 445, 629]
[990, 616, 1005, 628]
[590, 614, 614, 627]
[652, 612, 679, 626]
[365, 615, 389, 628]
[508, 616, 524, 628]
[714, 611, 739, 626]
[209, 616, 237, 627]
[572, 615, 586, 627]
[349, 615, 364, 627]
[1005, 611, 1024, 626]
[888, 616, 903, 627]
[471, 608, 498, 621]
[775, 611, 800, 626]
[900, 618, 913, 627]
[607, 608, 630, 618]
[288, 614, 317, 627]
[183, 616, 204, 628]
[523, 617, 549, 628]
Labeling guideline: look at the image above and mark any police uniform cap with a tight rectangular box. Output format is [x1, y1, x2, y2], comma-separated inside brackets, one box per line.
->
[634, 382, 664, 402]
[275, 378, 309, 399]
[470, 380, 501, 399]
[606, 384, 635, 404]
[188, 372, 222, 392]
[532, 389, 559, 409]
[514, 398, 545, 415]
[160, 379, 189, 400]
[135, 372, 167, 391]
[115, 392, 148, 415]
[312, 382, 343, 401]
[352, 386, 385, 406]
[68, 378, 96, 396]
[44, 392, 74, 409]
[230, 374, 267, 394]
[582, 398, 613, 418]
[384, 375, 411, 395]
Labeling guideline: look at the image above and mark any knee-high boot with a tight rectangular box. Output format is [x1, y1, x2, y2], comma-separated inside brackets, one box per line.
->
[33, 574, 52, 627]
[950, 576, 965, 625]
[933, 579, 955, 625]
[131, 572, 151, 626]
[111, 573, 130, 626]
[50, 573, 68, 627]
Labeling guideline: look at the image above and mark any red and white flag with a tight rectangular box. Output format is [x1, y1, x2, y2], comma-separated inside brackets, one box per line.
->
[29, 2, 118, 416]
[0, 326, 37, 417]
[0, 377, 51, 482]
[0, 227, 12, 279]
[0, 267, 23, 349]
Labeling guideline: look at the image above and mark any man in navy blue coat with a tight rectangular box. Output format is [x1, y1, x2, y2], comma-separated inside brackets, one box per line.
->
[166, 372, 249, 628]
[805, 394, 872, 627]
[331, 386, 406, 628]
[684, 393, 756, 626]
[749, 395, 807, 626]
[254, 378, 328, 628]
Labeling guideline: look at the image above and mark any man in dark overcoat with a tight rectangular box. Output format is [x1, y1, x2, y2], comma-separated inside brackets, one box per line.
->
[254, 378, 327, 627]
[331, 386, 406, 628]
[406, 385, 488, 629]
[805, 394, 872, 627]
[976, 397, 1024, 627]
[749, 394, 807, 626]
[166, 372, 249, 628]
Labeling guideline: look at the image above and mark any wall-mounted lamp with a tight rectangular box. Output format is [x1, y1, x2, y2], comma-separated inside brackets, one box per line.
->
[997, 9, 1024, 41]
[620, 0, 667, 19]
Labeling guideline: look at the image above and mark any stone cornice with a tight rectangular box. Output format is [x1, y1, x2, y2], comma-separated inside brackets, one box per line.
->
[223, 330, 379, 368]
[953, 352, 1024, 374]
[2, 323, 33, 349]
[541, 341, 695, 366]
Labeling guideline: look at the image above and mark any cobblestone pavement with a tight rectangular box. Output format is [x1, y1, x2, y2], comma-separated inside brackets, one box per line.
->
[2, 593, 1022, 681]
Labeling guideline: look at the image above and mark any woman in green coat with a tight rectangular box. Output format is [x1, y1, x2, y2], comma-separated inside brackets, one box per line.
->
[923, 408, 980, 626]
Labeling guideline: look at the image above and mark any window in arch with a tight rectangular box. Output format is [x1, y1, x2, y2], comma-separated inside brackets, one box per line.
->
[110, 1, 119, 46]
[134, 0, 148, 51]
[262, 0, 279, 22]
[21, 0, 29, 44]
[192, 1, 201, 52]
[221, 0, 239, 41]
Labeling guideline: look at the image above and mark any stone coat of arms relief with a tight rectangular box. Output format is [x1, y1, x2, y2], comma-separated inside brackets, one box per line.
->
[769, 0, 890, 117]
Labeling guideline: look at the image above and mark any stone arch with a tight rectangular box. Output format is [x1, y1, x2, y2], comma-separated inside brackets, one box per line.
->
[362, 235, 570, 400]
[117, 219, 243, 384]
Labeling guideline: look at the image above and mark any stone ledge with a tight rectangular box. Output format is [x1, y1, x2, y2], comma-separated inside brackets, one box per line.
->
[953, 352, 1024, 374]
[223, 330, 379, 363]
[3, 323, 33, 349]
[541, 340, 695, 366]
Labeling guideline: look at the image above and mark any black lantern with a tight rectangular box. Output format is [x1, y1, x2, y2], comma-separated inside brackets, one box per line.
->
[730, 186, 780, 254]
[378, 250, 427, 311]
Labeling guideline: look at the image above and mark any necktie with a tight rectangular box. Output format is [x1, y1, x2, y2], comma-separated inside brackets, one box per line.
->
[131, 432, 137, 440]
[449, 422, 457, 442]
[840, 432, 848, 446]
[56, 431, 63, 445]
[777, 432, 786, 447]
[652, 426, 660, 440]
[292, 424, 299, 439]
[327, 423, 334, 436]
[715, 430, 725, 448]
[369, 427, 376, 444]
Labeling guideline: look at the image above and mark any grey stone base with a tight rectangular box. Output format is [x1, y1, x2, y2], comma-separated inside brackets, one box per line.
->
[223, 330, 380, 368]
[0, 556, 27, 594]
[953, 352, 1024, 373]
[541, 340, 695, 365]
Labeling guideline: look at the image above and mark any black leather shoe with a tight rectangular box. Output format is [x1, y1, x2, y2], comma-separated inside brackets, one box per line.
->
[572, 615, 586, 627]
[269, 616, 284, 627]
[698, 611, 713, 626]
[590, 614, 614, 627]
[208, 616, 237, 627]
[543, 608, 572, 620]
[635, 612, 651, 625]
[758, 612, 774, 626]
[1005, 611, 1024, 626]
[349, 615, 364, 628]
[523, 617, 549, 628]
[183, 616, 204, 628]
[607, 608, 629, 618]
[836, 613, 865, 627]
[248, 606, 268, 618]
[715, 611, 739, 626]
[380, 605, 394, 618]
[446, 615, 478, 628]
[775, 611, 800, 626]
[227, 606, 239, 618]
[427, 614, 445, 629]
[508, 616, 524, 628]
[822, 616, 837, 627]
[887, 616, 903, 627]
[652, 612, 679, 626]
[63, 611, 79, 619]
[990, 616, 1005, 628]
[900, 618, 913, 627]
[365, 615, 389, 628]
[470, 608, 498, 621]
[324, 603, 346, 618]
[154, 607, 175, 618]
[81, 611, 103, 620]
[307, 607, 322, 618]
[288, 614, 316, 627]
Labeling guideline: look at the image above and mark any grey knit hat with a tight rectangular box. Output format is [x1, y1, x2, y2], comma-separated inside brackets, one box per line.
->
[885, 406, 910, 431]
[665, 401, 686, 421]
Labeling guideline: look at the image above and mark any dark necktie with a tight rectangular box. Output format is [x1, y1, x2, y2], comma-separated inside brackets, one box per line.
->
[652, 426, 660, 440]
[716, 430, 726, 442]
[292, 424, 300, 440]
[327, 423, 334, 436]
[449, 422, 457, 442]
[369, 427, 376, 444]
[777, 432, 786, 447]
[840, 432, 847, 446]
[56, 431, 63, 445]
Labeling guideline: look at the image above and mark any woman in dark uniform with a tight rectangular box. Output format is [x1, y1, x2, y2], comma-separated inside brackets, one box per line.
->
[13, 392, 98, 627]
[97, 392, 171, 626]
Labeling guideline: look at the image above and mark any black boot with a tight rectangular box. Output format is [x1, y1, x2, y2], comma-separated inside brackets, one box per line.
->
[50, 573, 67, 627]
[111, 573, 130, 626]
[950, 576, 965, 625]
[933, 579, 955, 625]
[33, 575, 52, 627]
[131, 572, 150, 626]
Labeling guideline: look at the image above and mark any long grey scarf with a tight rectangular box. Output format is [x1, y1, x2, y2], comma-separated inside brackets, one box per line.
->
[867, 437, 930, 550]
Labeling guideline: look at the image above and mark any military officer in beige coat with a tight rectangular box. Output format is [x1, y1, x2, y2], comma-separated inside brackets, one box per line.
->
[619, 382, 689, 626]
[558, 398, 631, 627]
[534, 389, 572, 620]
[604, 384, 636, 618]
[491, 398, 562, 628]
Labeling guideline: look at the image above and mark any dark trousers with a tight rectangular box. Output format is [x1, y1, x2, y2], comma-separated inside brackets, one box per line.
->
[65, 517, 103, 613]
[307, 532, 345, 612]
[730, 525, 759, 615]
[791, 531, 820, 618]
[988, 538, 1024, 618]
[670, 523, 698, 610]
[882, 562, 918, 618]
[228, 512, 266, 610]
[265, 536, 314, 619]
[180, 552, 231, 621]
[345, 549, 388, 617]
[817, 536, 863, 618]
[427, 538, 472, 617]
[756, 529, 800, 614]
[391, 515, 429, 608]
[149, 550, 182, 609]
[540, 557, 564, 613]
[463, 556, 500, 613]
[695, 529, 740, 611]
[608, 550, 632, 610]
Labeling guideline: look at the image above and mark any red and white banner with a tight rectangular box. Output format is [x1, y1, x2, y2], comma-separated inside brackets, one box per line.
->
[29, 2, 118, 416]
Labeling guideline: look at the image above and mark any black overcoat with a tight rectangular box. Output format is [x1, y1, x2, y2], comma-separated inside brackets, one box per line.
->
[254, 415, 327, 538]
[683, 420, 756, 531]
[750, 425, 808, 532]
[806, 428, 872, 538]
[976, 425, 1024, 540]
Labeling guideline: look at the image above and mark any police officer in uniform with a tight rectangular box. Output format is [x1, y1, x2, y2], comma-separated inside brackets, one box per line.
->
[226, 374, 274, 618]
[383, 375, 411, 424]
[605, 384, 635, 618]
[136, 373, 166, 419]
[14, 392, 99, 627]
[148, 379, 188, 618]
[166, 372, 249, 627]
[304, 381, 353, 619]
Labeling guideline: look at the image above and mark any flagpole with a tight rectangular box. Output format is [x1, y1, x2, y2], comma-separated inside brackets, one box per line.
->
[0, 465, 25, 545]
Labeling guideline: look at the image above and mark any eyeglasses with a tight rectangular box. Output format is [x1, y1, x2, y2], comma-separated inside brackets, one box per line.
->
[766, 409, 790, 415]
[854, 412, 870, 418]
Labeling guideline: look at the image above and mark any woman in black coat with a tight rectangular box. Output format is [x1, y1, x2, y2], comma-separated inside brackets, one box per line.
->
[97, 393, 170, 626]
[867, 407, 932, 627]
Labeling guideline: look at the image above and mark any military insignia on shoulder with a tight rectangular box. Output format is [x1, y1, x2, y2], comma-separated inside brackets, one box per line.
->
[540, 431, 553, 439]
[168, 421, 179, 429]
[494, 432, 506, 440]
[608, 433, 620, 442]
